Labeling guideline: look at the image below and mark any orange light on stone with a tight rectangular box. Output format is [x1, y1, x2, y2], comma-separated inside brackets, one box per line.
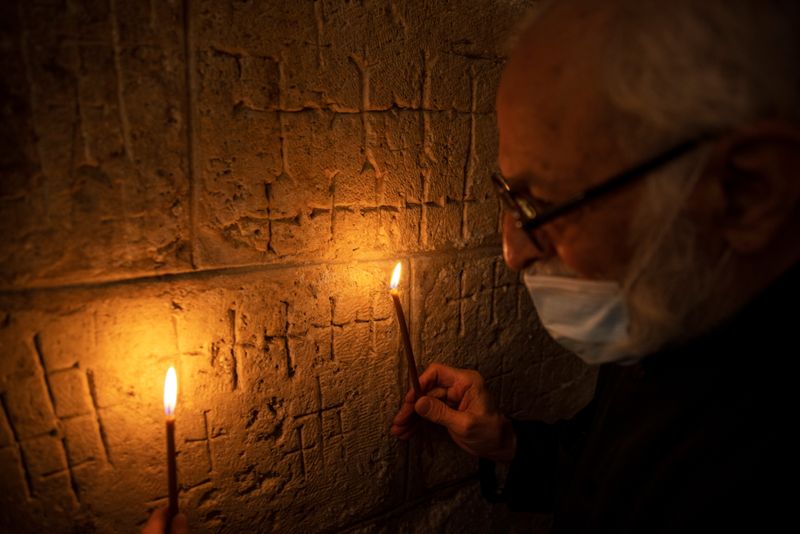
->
[388, 262, 421, 397]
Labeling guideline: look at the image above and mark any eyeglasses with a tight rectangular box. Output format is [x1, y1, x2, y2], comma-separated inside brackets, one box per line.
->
[492, 137, 707, 248]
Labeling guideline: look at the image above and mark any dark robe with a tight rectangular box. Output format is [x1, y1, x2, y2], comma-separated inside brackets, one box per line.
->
[481, 265, 797, 533]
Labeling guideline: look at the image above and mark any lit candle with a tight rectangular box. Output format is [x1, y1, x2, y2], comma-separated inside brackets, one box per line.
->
[389, 262, 422, 397]
[163, 366, 179, 520]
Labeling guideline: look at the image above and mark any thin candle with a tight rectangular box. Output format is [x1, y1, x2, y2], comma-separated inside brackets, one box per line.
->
[163, 366, 179, 521]
[389, 262, 422, 397]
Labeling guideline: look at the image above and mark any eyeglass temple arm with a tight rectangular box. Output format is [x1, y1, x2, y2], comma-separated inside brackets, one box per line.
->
[520, 137, 705, 231]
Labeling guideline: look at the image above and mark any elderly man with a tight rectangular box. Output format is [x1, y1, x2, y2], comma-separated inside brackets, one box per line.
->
[392, 0, 799, 531]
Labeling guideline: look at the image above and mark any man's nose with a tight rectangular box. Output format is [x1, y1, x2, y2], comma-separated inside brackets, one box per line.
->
[502, 212, 550, 271]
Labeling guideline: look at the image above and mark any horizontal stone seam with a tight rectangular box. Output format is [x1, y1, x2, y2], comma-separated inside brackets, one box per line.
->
[229, 104, 494, 116]
[0, 245, 502, 296]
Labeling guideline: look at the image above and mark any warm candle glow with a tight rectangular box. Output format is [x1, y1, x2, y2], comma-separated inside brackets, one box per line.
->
[388, 261, 421, 397]
[390, 262, 402, 290]
[164, 366, 177, 418]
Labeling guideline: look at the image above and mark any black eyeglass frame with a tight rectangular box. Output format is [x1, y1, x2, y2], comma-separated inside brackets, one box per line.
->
[492, 137, 708, 242]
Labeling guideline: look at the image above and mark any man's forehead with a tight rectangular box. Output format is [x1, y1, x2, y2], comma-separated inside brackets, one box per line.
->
[497, 1, 620, 194]
[498, 0, 614, 122]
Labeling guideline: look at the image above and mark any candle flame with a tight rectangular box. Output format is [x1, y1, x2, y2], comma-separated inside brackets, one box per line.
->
[164, 366, 177, 418]
[390, 262, 402, 290]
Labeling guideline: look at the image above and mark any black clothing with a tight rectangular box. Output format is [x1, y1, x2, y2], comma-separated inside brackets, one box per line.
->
[481, 266, 797, 532]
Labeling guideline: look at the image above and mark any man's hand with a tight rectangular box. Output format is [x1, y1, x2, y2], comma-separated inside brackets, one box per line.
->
[141, 507, 189, 534]
[391, 363, 517, 464]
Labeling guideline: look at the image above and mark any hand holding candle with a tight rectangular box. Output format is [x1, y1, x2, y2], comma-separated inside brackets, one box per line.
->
[163, 367, 179, 522]
[389, 262, 422, 397]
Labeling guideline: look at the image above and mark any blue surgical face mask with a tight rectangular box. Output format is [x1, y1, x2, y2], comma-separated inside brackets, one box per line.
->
[523, 272, 632, 364]
[520, 149, 718, 364]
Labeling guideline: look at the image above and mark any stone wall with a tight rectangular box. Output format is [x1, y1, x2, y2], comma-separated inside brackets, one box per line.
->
[0, 1, 595, 532]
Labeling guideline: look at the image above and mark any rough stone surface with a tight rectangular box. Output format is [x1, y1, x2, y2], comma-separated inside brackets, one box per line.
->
[0, 0, 191, 288]
[0, 1, 597, 533]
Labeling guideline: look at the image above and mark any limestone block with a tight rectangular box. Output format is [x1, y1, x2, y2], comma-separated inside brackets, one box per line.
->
[1, 0, 190, 289]
[178, 440, 212, 490]
[429, 52, 472, 112]
[62, 415, 104, 465]
[282, 111, 361, 211]
[0, 447, 32, 516]
[30, 469, 78, 515]
[3, 375, 57, 439]
[369, 111, 424, 206]
[369, 37, 421, 111]
[37, 312, 94, 372]
[332, 207, 382, 258]
[50, 369, 92, 418]
[426, 112, 470, 204]
[0, 320, 39, 382]
[375, 205, 422, 256]
[425, 202, 463, 250]
[0, 403, 13, 448]
[465, 198, 501, 246]
[20, 433, 67, 477]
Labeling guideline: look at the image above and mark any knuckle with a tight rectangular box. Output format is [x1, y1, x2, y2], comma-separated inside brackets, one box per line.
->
[457, 415, 477, 437]
[467, 370, 484, 386]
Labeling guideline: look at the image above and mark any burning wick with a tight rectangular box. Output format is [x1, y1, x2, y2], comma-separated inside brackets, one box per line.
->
[163, 366, 179, 521]
[389, 262, 422, 397]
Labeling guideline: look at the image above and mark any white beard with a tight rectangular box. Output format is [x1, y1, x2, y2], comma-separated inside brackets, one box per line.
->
[524, 147, 735, 361]
[618, 148, 734, 358]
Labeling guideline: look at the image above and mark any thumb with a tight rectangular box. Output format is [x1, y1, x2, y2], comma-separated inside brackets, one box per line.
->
[141, 508, 167, 534]
[415, 396, 467, 432]
[171, 513, 189, 534]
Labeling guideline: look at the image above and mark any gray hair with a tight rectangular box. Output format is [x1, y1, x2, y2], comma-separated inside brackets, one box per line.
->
[605, 1, 800, 355]
[517, 1, 800, 358]
[602, 0, 800, 157]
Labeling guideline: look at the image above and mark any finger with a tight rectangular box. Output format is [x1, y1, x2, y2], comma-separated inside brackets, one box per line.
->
[392, 399, 418, 427]
[171, 513, 190, 534]
[457, 382, 481, 411]
[402, 376, 443, 403]
[141, 507, 167, 534]
[395, 382, 453, 426]
[415, 396, 471, 435]
[392, 412, 420, 438]
[391, 418, 416, 435]
[425, 387, 448, 401]
[394, 377, 461, 434]
[426, 376, 481, 410]
[391, 420, 415, 438]
[425, 386, 464, 410]
[418, 363, 461, 390]
[419, 365, 481, 404]
[392, 416, 420, 440]
[394, 425, 417, 440]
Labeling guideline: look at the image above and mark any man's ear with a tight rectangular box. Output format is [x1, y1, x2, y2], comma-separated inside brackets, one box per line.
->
[707, 121, 800, 254]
